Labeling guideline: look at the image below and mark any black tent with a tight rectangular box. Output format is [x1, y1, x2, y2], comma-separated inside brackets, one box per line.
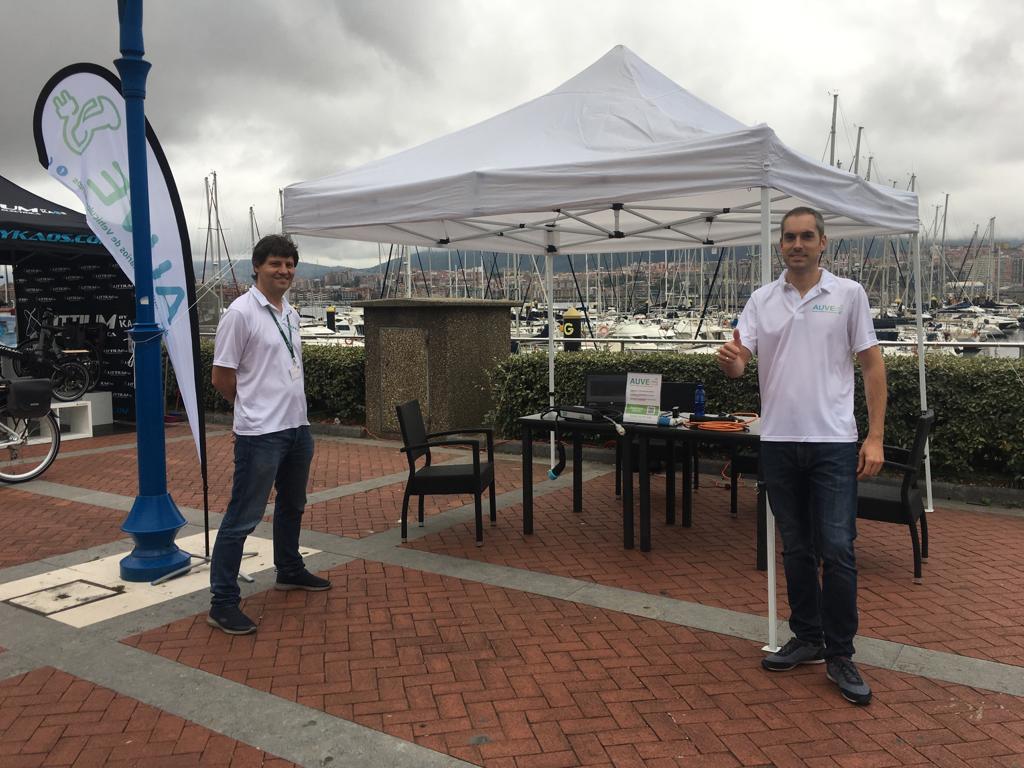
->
[0, 174, 136, 421]
[0, 175, 104, 254]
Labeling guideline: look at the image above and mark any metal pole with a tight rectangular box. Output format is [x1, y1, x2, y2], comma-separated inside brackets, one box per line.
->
[546, 229, 556, 467]
[912, 233, 933, 513]
[115, 0, 189, 581]
[829, 93, 838, 167]
[852, 126, 863, 175]
[405, 244, 412, 298]
[939, 193, 949, 305]
[760, 186, 778, 652]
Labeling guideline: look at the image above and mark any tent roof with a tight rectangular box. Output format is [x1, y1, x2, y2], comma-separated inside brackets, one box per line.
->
[0, 175, 103, 256]
[283, 45, 918, 254]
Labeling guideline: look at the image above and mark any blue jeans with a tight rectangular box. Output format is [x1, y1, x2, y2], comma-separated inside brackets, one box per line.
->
[210, 426, 314, 608]
[760, 442, 859, 659]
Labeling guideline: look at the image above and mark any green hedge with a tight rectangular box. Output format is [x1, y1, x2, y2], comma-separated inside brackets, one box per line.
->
[166, 341, 1024, 483]
[166, 340, 366, 423]
[486, 350, 1024, 484]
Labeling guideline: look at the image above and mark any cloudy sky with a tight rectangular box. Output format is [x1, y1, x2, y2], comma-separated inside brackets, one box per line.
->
[3, 0, 1021, 267]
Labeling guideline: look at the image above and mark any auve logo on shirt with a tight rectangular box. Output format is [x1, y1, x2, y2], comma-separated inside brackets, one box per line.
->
[811, 303, 843, 314]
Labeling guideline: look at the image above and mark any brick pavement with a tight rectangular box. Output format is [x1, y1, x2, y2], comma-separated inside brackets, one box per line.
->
[0, 488, 126, 569]
[124, 559, 1024, 768]
[300, 462, 550, 539]
[407, 472, 1024, 668]
[4, 428, 1024, 766]
[0, 666, 294, 767]
[37, 435, 413, 512]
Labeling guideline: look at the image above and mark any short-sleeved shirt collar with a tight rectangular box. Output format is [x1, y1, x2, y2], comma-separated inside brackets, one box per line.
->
[777, 267, 838, 300]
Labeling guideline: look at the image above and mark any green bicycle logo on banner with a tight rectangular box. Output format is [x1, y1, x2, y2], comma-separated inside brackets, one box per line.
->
[53, 90, 122, 155]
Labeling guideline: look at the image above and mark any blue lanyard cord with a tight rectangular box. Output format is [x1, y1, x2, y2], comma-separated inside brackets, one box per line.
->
[265, 305, 295, 361]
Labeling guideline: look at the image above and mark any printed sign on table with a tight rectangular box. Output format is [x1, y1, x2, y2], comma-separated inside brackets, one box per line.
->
[622, 371, 662, 424]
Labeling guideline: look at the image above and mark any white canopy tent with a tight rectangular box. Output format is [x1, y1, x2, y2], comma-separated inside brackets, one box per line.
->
[284, 45, 926, 649]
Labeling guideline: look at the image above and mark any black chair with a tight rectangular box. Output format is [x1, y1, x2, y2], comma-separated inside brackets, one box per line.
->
[856, 410, 935, 583]
[395, 400, 496, 546]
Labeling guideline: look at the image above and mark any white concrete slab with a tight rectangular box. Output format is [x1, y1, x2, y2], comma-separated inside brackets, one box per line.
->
[0, 532, 320, 628]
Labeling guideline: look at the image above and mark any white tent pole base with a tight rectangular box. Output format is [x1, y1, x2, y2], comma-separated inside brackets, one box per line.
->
[762, 496, 780, 652]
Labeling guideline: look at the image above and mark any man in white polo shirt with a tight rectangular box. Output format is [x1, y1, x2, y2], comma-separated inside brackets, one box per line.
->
[717, 207, 886, 705]
[207, 234, 330, 635]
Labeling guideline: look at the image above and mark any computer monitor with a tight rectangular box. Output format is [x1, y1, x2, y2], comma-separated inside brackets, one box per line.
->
[584, 373, 627, 409]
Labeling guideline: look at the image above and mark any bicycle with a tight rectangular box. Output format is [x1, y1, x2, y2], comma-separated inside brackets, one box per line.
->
[0, 377, 61, 483]
[1, 343, 89, 402]
[11, 310, 100, 396]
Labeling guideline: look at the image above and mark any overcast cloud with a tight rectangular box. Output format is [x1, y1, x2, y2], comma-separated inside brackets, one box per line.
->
[3, 0, 1021, 266]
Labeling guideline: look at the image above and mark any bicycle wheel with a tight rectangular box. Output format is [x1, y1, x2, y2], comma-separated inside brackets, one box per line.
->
[0, 409, 61, 483]
[51, 360, 90, 402]
[10, 340, 37, 378]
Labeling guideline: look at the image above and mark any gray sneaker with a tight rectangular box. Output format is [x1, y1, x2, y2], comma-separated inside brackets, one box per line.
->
[826, 656, 872, 705]
[761, 637, 826, 671]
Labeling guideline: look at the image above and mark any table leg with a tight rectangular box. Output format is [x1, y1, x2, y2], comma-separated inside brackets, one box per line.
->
[681, 442, 693, 528]
[572, 433, 583, 514]
[622, 435, 634, 549]
[665, 439, 676, 525]
[614, 439, 622, 497]
[522, 429, 533, 535]
[639, 434, 651, 552]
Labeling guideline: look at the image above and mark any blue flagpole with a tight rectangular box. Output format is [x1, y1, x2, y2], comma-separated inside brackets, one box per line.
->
[115, 0, 189, 581]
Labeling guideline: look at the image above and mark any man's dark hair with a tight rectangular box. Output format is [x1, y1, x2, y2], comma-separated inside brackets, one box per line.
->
[780, 206, 826, 238]
[251, 234, 299, 279]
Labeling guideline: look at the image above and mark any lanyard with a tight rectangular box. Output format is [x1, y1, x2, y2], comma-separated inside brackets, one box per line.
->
[265, 305, 295, 361]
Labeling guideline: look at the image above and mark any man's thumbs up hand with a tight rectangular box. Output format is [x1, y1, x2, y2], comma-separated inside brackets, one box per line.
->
[717, 328, 745, 376]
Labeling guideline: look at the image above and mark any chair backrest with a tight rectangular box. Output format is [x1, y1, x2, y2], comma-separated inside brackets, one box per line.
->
[585, 374, 627, 409]
[660, 381, 697, 412]
[903, 409, 935, 493]
[395, 400, 429, 464]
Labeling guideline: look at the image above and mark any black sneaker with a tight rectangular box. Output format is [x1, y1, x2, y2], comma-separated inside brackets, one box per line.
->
[207, 605, 257, 635]
[275, 569, 332, 592]
[761, 637, 826, 671]
[826, 656, 872, 705]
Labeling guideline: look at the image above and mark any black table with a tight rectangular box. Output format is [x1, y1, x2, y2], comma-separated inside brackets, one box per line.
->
[519, 412, 767, 566]
[518, 411, 623, 534]
[622, 419, 763, 560]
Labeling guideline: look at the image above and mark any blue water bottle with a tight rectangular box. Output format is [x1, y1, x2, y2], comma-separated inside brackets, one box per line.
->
[694, 383, 706, 417]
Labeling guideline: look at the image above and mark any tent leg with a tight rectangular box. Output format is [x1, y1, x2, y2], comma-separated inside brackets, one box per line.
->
[759, 187, 780, 652]
[911, 233, 934, 512]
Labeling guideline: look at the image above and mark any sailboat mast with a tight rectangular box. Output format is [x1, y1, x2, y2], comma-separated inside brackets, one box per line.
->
[829, 93, 839, 167]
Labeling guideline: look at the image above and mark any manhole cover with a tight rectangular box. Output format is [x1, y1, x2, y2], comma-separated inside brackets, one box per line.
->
[8, 580, 122, 616]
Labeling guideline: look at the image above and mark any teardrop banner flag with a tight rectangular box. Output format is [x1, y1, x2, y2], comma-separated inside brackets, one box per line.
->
[32, 63, 205, 460]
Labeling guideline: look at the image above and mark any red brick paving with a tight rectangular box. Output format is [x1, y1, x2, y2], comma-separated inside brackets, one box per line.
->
[0, 666, 294, 767]
[300, 461, 550, 539]
[0, 489, 126, 568]
[37, 434, 414, 512]
[406, 471, 1024, 668]
[124, 560, 1024, 768]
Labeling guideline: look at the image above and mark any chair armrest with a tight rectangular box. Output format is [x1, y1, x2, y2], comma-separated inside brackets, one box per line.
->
[426, 428, 493, 439]
[401, 439, 480, 455]
[426, 428, 494, 460]
[882, 445, 911, 464]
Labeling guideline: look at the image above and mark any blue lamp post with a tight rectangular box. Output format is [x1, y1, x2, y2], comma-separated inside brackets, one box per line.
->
[115, 0, 190, 581]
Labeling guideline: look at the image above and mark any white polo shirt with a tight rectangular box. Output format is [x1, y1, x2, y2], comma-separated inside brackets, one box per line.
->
[736, 268, 877, 442]
[213, 286, 309, 436]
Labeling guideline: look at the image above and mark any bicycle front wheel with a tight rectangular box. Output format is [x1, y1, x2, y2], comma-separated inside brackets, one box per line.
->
[0, 410, 61, 483]
[51, 361, 89, 402]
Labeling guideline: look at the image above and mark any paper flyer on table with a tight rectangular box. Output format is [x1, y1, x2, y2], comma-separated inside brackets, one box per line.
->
[622, 372, 662, 424]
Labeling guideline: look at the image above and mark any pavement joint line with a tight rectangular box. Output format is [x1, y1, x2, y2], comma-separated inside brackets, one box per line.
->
[4, 466, 1024, 700]
[0, 603, 473, 768]
[28, 428, 232, 462]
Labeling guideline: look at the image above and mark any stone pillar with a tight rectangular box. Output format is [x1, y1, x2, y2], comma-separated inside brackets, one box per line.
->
[356, 298, 517, 436]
